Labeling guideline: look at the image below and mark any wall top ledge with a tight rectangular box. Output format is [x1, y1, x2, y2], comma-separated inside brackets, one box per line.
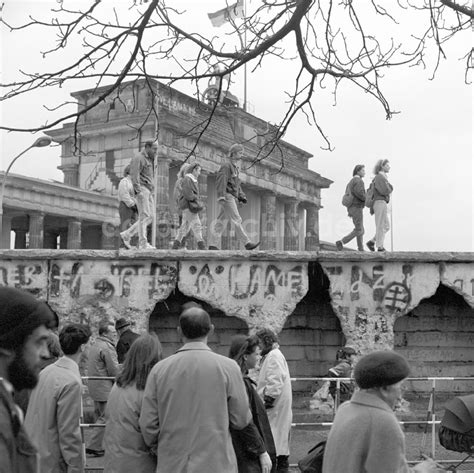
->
[0, 249, 472, 263]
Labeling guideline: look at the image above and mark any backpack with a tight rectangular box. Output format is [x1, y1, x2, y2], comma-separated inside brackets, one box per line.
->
[341, 183, 353, 208]
[365, 180, 375, 208]
[298, 440, 326, 473]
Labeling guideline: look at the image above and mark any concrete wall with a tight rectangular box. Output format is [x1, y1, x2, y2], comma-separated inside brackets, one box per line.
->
[1, 250, 472, 392]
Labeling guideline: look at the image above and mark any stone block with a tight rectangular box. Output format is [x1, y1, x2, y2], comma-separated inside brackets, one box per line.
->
[281, 328, 316, 345]
[281, 345, 305, 361]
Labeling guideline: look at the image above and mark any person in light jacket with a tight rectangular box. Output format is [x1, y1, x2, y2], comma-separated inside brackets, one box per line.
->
[323, 351, 441, 473]
[104, 333, 163, 473]
[366, 159, 393, 252]
[256, 328, 293, 473]
[171, 163, 206, 250]
[139, 306, 253, 473]
[86, 321, 119, 456]
[336, 164, 366, 251]
[25, 324, 91, 473]
[118, 164, 138, 249]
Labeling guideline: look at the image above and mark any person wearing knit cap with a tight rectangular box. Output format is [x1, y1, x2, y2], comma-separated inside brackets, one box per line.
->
[115, 317, 140, 364]
[0, 286, 57, 473]
[323, 351, 441, 473]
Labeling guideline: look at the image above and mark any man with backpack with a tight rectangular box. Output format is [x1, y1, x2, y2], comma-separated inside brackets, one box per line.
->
[336, 165, 366, 251]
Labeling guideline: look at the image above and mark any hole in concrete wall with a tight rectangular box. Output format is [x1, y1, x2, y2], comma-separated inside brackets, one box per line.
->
[280, 261, 344, 391]
[394, 284, 474, 394]
[149, 289, 249, 358]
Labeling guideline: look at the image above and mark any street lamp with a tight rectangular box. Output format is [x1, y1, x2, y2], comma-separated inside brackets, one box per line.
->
[0, 136, 53, 247]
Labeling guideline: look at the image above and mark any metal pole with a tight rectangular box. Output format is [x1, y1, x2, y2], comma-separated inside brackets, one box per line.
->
[152, 95, 159, 247]
[390, 195, 394, 251]
[0, 145, 33, 245]
[243, 0, 247, 112]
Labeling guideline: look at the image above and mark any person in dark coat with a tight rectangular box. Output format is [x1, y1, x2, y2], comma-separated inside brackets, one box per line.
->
[0, 287, 58, 473]
[336, 164, 366, 251]
[115, 318, 140, 364]
[229, 334, 276, 473]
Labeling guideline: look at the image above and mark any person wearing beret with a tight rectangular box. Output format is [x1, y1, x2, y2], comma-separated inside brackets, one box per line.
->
[323, 351, 442, 473]
[115, 318, 140, 364]
[0, 287, 57, 473]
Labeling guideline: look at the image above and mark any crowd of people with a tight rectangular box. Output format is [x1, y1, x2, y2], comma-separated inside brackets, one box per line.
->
[118, 141, 260, 251]
[1, 286, 445, 473]
[336, 159, 393, 252]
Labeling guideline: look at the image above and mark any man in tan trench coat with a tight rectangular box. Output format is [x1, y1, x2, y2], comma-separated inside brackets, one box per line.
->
[140, 306, 252, 473]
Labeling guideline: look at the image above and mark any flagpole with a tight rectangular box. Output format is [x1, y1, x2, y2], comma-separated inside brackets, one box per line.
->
[243, 0, 247, 112]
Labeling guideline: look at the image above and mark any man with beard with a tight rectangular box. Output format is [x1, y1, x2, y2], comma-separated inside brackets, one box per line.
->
[0, 286, 57, 473]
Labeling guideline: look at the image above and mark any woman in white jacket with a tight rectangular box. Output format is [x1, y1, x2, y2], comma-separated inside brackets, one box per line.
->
[256, 328, 293, 473]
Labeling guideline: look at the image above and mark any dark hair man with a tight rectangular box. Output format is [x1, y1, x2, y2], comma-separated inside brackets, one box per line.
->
[140, 306, 253, 473]
[208, 143, 260, 250]
[86, 320, 119, 457]
[115, 317, 140, 364]
[127, 140, 158, 250]
[336, 164, 366, 251]
[25, 323, 91, 473]
[0, 287, 57, 473]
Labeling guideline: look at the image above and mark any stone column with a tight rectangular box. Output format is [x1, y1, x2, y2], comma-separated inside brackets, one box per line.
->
[260, 192, 277, 250]
[14, 230, 27, 249]
[198, 171, 208, 245]
[28, 213, 45, 249]
[67, 219, 82, 249]
[283, 200, 299, 251]
[155, 157, 172, 249]
[1, 215, 12, 249]
[305, 204, 320, 250]
[60, 164, 79, 187]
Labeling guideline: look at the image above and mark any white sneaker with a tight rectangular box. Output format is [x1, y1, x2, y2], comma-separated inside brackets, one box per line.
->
[120, 232, 132, 249]
[139, 242, 156, 250]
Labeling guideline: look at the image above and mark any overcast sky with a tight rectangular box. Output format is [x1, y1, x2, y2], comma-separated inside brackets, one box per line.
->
[1, 1, 472, 251]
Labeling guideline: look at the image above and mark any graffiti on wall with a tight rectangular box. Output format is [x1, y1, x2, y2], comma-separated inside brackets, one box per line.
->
[179, 261, 308, 331]
[0, 261, 48, 297]
[322, 262, 440, 353]
[441, 263, 474, 307]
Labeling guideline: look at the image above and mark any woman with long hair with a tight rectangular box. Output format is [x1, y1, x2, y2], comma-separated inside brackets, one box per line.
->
[104, 333, 163, 473]
[366, 159, 393, 252]
[229, 334, 275, 473]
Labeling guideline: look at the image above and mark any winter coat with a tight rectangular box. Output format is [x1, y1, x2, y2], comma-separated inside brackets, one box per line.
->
[327, 360, 354, 403]
[323, 391, 412, 473]
[140, 341, 252, 473]
[103, 384, 156, 473]
[116, 329, 140, 364]
[87, 336, 119, 402]
[257, 346, 293, 456]
[231, 376, 277, 473]
[216, 161, 246, 201]
[0, 380, 37, 473]
[346, 176, 366, 207]
[179, 174, 201, 211]
[130, 150, 154, 193]
[24, 357, 84, 473]
[373, 172, 393, 203]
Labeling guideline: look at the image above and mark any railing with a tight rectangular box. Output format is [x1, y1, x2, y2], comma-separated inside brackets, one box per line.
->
[79, 376, 474, 471]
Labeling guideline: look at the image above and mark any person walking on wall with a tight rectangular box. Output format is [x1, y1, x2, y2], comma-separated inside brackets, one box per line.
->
[323, 351, 441, 473]
[123, 141, 158, 250]
[0, 287, 57, 473]
[256, 328, 293, 473]
[25, 323, 91, 473]
[208, 143, 260, 250]
[172, 162, 191, 246]
[118, 164, 138, 249]
[104, 333, 163, 473]
[139, 306, 253, 473]
[366, 159, 393, 252]
[86, 320, 119, 457]
[172, 163, 206, 250]
[115, 318, 140, 364]
[336, 165, 366, 251]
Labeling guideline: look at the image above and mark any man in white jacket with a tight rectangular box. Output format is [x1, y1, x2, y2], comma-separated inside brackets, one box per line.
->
[256, 328, 293, 473]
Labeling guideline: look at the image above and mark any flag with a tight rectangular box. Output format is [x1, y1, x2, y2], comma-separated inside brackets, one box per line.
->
[208, 0, 244, 27]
